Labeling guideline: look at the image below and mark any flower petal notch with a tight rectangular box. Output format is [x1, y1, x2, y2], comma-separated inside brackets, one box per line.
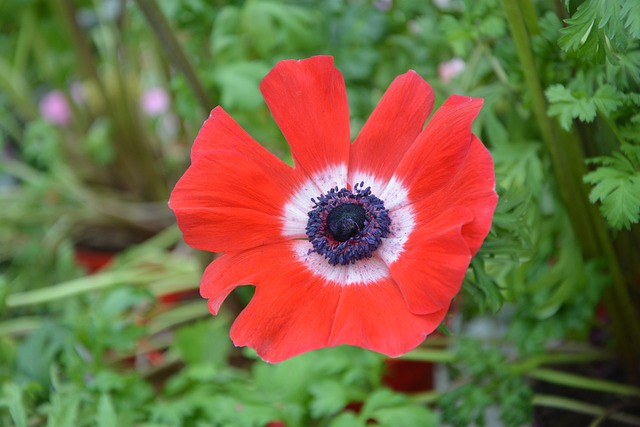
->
[169, 55, 498, 363]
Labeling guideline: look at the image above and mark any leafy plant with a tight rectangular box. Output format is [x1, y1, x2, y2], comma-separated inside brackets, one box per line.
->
[584, 144, 640, 229]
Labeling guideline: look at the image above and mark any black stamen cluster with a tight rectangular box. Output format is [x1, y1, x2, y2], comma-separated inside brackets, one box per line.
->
[305, 182, 391, 266]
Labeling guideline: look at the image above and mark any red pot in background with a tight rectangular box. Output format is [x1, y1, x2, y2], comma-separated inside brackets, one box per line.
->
[74, 247, 115, 273]
[383, 358, 435, 392]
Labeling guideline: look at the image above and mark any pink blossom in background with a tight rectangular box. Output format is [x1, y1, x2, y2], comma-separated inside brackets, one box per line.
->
[433, 0, 453, 9]
[374, 0, 392, 12]
[141, 87, 170, 116]
[438, 58, 466, 83]
[39, 90, 71, 125]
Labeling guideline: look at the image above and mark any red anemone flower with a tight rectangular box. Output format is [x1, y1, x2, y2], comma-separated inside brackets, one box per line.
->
[169, 56, 497, 363]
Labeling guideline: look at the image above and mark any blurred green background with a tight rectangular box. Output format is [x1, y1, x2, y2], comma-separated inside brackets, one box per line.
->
[1, 0, 639, 426]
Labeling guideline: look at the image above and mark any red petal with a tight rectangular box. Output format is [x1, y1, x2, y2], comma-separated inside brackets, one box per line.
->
[412, 136, 497, 255]
[394, 95, 484, 199]
[169, 107, 300, 253]
[260, 56, 350, 178]
[201, 242, 340, 362]
[389, 206, 473, 315]
[201, 241, 446, 361]
[329, 278, 448, 356]
[231, 277, 340, 363]
[350, 71, 435, 181]
[200, 257, 240, 315]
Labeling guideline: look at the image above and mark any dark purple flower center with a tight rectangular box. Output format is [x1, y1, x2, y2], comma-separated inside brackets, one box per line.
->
[326, 203, 367, 242]
[306, 182, 391, 266]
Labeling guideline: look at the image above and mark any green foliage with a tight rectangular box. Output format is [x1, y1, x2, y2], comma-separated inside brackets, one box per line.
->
[359, 389, 439, 427]
[507, 217, 610, 353]
[440, 0, 507, 57]
[213, 61, 271, 110]
[0, 383, 28, 427]
[558, 0, 638, 63]
[440, 340, 533, 427]
[173, 319, 232, 367]
[546, 79, 625, 131]
[96, 394, 118, 427]
[584, 144, 640, 229]
[544, 0, 640, 231]
[465, 258, 505, 314]
[21, 119, 64, 167]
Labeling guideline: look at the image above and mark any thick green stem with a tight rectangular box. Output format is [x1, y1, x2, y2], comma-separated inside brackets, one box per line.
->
[502, 0, 640, 383]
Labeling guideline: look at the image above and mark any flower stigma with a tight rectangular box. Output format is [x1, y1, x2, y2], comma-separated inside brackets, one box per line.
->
[306, 182, 391, 266]
[326, 203, 367, 242]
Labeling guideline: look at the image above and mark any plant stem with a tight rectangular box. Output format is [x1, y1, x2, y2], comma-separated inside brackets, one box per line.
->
[51, 0, 108, 101]
[532, 394, 640, 426]
[502, 0, 640, 383]
[0, 60, 38, 120]
[135, 0, 215, 113]
[50, 0, 169, 201]
[0, 317, 43, 337]
[5, 264, 198, 307]
[6, 270, 150, 307]
[146, 301, 212, 335]
[510, 349, 611, 375]
[411, 391, 442, 405]
[528, 368, 640, 398]
[400, 348, 456, 363]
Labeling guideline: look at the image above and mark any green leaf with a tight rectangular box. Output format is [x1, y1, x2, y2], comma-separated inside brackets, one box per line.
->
[546, 84, 596, 130]
[149, 397, 194, 425]
[96, 394, 118, 427]
[174, 318, 232, 367]
[621, 0, 640, 38]
[199, 394, 280, 427]
[22, 119, 63, 167]
[16, 324, 71, 386]
[361, 389, 438, 427]
[252, 346, 383, 404]
[0, 383, 28, 427]
[466, 257, 504, 313]
[584, 145, 640, 229]
[213, 61, 271, 110]
[309, 381, 349, 418]
[372, 405, 439, 427]
[497, 376, 533, 426]
[440, 383, 493, 427]
[558, 0, 628, 63]
[240, 1, 320, 56]
[585, 170, 640, 229]
[328, 411, 359, 427]
[592, 84, 624, 116]
[558, 0, 600, 57]
[545, 81, 625, 131]
[45, 390, 80, 427]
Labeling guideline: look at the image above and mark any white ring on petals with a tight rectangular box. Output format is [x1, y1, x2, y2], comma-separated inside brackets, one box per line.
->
[292, 240, 389, 285]
[282, 166, 415, 284]
[349, 172, 410, 211]
[378, 203, 415, 265]
[281, 164, 348, 238]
